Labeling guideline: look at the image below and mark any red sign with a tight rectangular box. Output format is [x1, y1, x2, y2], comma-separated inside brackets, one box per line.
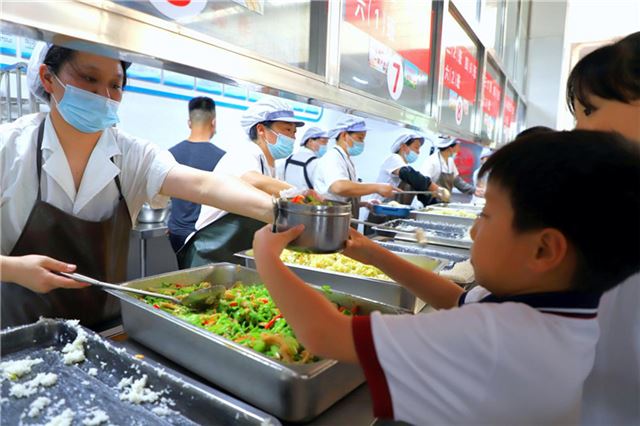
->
[482, 72, 501, 118]
[344, 0, 432, 75]
[443, 46, 477, 103]
[503, 95, 516, 128]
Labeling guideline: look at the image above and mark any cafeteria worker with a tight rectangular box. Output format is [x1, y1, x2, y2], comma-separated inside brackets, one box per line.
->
[0, 43, 274, 330]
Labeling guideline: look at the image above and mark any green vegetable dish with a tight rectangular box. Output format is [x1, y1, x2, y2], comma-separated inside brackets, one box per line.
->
[138, 281, 358, 364]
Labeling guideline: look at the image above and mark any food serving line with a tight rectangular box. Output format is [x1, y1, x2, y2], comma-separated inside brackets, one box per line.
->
[1, 203, 478, 425]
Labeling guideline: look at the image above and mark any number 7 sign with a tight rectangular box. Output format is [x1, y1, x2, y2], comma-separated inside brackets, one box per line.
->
[386, 54, 404, 101]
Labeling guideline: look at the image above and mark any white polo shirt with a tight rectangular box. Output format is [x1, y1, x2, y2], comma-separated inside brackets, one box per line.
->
[419, 151, 459, 182]
[194, 140, 272, 233]
[352, 286, 601, 424]
[313, 146, 356, 202]
[371, 153, 405, 203]
[282, 146, 319, 190]
[581, 272, 640, 425]
[0, 113, 176, 255]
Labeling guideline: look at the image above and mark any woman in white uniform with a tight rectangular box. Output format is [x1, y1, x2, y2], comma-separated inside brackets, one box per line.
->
[281, 126, 328, 190]
[419, 137, 474, 203]
[0, 44, 273, 329]
[314, 116, 396, 217]
[179, 97, 301, 268]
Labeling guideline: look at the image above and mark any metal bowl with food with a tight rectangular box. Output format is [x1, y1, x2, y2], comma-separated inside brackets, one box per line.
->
[274, 195, 351, 254]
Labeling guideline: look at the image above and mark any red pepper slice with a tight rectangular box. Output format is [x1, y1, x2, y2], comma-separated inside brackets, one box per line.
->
[264, 314, 283, 329]
[291, 195, 305, 204]
[153, 304, 160, 309]
[229, 301, 238, 307]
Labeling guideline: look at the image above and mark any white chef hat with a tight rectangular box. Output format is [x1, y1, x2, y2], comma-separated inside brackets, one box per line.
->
[240, 96, 305, 137]
[300, 126, 329, 146]
[435, 136, 459, 149]
[328, 116, 368, 139]
[480, 147, 493, 159]
[26, 41, 52, 103]
[390, 132, 425, 153]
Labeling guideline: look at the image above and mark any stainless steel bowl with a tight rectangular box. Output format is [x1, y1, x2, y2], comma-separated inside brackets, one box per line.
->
[275, 198, 351, 253]
[137, 203, 169, 223]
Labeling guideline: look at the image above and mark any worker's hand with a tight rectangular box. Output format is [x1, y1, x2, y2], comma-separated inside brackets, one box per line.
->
[435, 187, 451, 202]
[343, 228, 378, 265]
[253, 224, 305, 260]
[376, 184, 398, 199]
[0, 255, 87, 293]
[474, 187, 485, 197]
[360, 199, 381, 209]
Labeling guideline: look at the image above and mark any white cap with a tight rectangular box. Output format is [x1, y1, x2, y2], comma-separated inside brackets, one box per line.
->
[240, 97, 305, 136]
[300, 126, 328, 146]
[328, 116, 368, 139]
[27, 41, 52, 103]
[391, 132, 425, 153]
[480, 147, 493, 159]
[435, 136, 458, 149]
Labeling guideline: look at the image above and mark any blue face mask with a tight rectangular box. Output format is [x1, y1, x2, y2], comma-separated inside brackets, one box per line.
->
[405, 150, 419, 163]
[51, 73, 120, 133]
[317, 144, 328, 157]
[347, 136, 365, 156]
[266, 128, 295, 159]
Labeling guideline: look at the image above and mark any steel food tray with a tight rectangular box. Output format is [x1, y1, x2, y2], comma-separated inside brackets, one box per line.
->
[429, 202, 483, 212]
[235, 250, 445, 314]
[411, 206, 478, 226]
[112, 264, 410, 422]
[373, 219, 473, 249]
[1, 318, 278, 426]
[372, 238, 470, 264]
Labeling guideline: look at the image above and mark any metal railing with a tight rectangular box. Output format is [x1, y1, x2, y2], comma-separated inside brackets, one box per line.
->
[0, 62, 39, 123]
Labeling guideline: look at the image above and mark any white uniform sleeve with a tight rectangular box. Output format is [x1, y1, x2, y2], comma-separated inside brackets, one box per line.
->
[381, 154, 406, 175]
[352, 308, 497, 424]
[116, 130, 177, 211]
[419, 154, 439, 181]
[313, 151, 350, 195]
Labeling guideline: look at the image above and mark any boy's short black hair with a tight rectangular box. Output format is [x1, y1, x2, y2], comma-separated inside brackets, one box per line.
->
[516, 126, 554, 139]
[479, 130, 640, 293]
[188, 96, 216, 114]
[566, 31, 640, 115]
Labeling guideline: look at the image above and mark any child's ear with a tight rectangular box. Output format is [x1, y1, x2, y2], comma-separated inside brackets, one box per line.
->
[529, 228, 568, 273]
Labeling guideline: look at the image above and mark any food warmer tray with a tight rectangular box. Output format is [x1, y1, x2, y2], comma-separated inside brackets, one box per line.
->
[429, 202, 483, 212]
[411, 206, 478, 226]
[1, 318, 279, 426]
[373, 218, 473, 249]
[235, 250, 445, 314]
[372, 238, 470, 264]
[112, 264, 410, 422]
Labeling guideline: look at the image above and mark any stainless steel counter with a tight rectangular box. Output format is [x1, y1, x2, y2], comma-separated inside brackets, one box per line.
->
[128, 221, 177, 279]
[104, 327, 375, 425]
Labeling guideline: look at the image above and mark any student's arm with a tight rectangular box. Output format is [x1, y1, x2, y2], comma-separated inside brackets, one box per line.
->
[0, 255, 87, 293]
[240, 171, 293, 196]
[330, 180, 397, 198]
[161, 164, 274, 223]
[252, 225, 358, 363]
[344, 229, 464, 309]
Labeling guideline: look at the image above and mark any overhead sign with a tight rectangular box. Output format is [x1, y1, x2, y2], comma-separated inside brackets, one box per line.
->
[443, 46, 478, 103]
[386, 54, 404, 100]
[148, 0, 207, 20]
[482, 71, 502, 118]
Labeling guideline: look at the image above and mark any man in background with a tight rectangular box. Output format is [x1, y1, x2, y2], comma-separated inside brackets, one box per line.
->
[167, 97, 225, 253]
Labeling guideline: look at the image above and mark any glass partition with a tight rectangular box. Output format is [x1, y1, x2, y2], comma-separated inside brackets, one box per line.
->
[502, 0, 519, 77]
[339, 0, 435, 114]
[453, 0, 479, 24]
[438, 11, 480, 135]
[115, 0, 325, 76]
[515, 0, 530, 91]
[502, 85, 518, 142]
[479, 0, 503, 55]
[481, 60, 502, 142]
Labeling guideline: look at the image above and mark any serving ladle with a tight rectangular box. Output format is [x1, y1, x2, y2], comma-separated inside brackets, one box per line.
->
[60, 272, 226, 311]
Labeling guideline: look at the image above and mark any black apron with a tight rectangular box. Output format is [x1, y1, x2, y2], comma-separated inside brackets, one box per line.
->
[1, 120, 131, 330]
[437, 154, 456, 193]
[176, 155, 268, 269]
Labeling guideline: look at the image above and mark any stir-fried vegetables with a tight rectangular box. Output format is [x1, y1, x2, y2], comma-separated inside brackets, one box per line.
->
[138, 281, 358, 364]
[280, 249, 391, 281]
[289, 194, 333, 206]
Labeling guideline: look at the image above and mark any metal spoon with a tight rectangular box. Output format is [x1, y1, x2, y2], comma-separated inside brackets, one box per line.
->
[60, 272, 226, 311]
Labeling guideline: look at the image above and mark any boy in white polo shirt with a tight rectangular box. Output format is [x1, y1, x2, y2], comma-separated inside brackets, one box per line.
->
[252, 130, 640, 424]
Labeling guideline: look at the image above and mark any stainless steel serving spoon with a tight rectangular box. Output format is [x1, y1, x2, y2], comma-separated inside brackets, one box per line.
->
[60, 272, 226, 311]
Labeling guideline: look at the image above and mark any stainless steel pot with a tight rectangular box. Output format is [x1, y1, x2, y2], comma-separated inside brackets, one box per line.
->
[137, 202, 169, 223]
[275, 198, 351, 253]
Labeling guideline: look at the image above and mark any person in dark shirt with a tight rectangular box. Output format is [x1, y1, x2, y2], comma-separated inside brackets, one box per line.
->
[168, 97, 226, 253]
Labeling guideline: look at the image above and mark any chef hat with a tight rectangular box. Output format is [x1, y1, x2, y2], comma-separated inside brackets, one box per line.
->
[480, 147, 493, 159]
[26, 41, 52, 103]
[390, 132, 425, 153]
[240, 96, 305, 137]
[300, 126, 329, 146]
[435, 136, 459, 149]
[328, 116, 368, 139]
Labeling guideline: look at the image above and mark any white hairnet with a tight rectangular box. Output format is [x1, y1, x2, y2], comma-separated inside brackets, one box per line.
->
[480, 147, 493, 159]
[390, 132, 425, 153]
[328, 116, 368, 139]
[300, 126, 328, 145]
[240, 96, 304, 137]
[26, 42, 52, 102]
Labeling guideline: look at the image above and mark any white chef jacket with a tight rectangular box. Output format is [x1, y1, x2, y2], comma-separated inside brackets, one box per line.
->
[282, 146, 319, 190]
[419, 151, 459, 182]
[581, 273, 640, 425]
[194, 141, 272, 234]
[371, 153, 406, 203]
[313, 146, 356, 202]
[0, 113, 176, 255]
[353, 286, 600, 424]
